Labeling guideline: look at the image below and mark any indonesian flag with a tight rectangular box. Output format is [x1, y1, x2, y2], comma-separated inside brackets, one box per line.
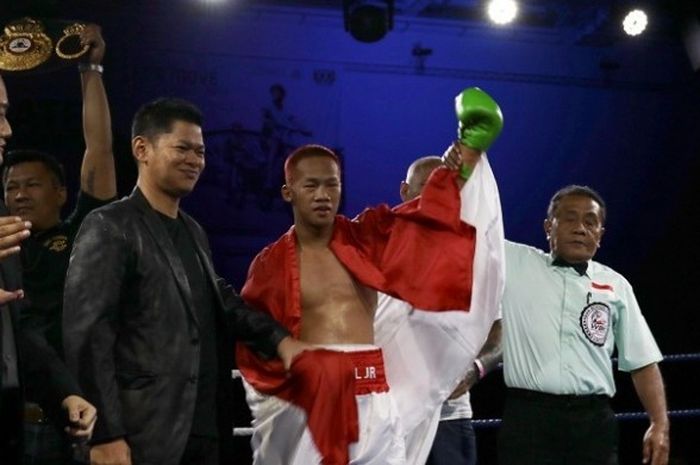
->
[376, 155, 506, 464]
[236, 161, 503, 464]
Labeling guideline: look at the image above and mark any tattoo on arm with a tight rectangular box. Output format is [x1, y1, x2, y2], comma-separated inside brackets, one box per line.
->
[85, 169, 96, 195]
[476, 321, 503, 374]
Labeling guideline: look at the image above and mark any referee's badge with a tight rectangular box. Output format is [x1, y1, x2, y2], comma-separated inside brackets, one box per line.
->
[580, 301, 611, 346]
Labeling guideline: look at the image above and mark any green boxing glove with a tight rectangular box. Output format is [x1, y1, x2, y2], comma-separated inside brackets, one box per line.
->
[455, 87, 504, 151]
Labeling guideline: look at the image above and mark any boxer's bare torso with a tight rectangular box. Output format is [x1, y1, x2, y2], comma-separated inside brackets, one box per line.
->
[299, 244, 376, 344]
[285, 146, 479, 347]
[283, 153, 377, 345]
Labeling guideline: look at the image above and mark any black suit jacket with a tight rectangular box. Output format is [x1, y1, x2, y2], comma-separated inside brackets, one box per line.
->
[1, 201, 80, 463]
[62, 188, 289, 465]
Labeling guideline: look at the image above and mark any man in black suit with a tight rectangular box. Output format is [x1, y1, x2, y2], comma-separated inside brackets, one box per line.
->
[1, 73, 96, 463]
[3, 24, 116, 464]
[63, 98, 307, 465]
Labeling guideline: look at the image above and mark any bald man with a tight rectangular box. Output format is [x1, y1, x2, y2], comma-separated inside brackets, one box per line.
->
[397, 156, 503, 465]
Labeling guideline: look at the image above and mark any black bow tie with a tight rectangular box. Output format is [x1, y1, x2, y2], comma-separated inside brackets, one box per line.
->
[552, 257, 588, 276]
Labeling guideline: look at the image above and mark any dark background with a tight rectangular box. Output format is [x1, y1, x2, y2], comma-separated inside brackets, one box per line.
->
[2, 1, 699, 463]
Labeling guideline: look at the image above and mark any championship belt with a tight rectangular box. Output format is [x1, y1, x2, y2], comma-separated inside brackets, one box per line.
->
[55, 22, 89, 59]
[0, 18, 53, 71]
[0, 17, 89, 73]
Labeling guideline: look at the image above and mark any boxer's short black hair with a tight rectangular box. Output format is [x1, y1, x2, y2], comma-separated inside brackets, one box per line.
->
[284, 144, 339, 184]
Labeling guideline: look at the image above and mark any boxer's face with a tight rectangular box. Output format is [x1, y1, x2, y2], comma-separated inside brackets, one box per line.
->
[136, 120, 205, 198]
[0, 76, 11, 165]
[544, 194, 604, 264]
[283, 155, 341, 230]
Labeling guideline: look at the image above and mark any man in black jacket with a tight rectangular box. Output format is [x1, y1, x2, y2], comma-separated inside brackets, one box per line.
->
[63, 98, 307, 465]
[3, 24, 116, 464]
[1, 73, 96, 463]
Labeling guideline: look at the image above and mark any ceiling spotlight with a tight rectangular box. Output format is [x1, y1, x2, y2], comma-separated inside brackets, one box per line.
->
[487, 0, 518, 26]
[622, 9, 648, 36]
[343, 1, 394, 43]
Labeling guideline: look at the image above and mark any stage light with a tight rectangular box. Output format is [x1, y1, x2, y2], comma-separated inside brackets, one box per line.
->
[487, 0, 518, 26]
[622, 9, 648, 36]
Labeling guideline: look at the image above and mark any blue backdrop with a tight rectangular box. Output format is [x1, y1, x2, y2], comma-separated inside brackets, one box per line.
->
[3, 1, 699, 462]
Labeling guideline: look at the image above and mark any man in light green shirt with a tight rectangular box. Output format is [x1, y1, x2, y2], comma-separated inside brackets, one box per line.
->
[499, 185, 669, 465]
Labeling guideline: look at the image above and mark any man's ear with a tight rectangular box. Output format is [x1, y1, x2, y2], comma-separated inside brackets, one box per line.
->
[399, 181, 409, 203]
[281, 184, 292, 203]
[543, 218, 552, 240]
[132, 136, 149, 164]
[57, 186, 67, 208]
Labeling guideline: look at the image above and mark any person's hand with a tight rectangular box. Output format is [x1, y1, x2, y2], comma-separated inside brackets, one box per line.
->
[0, 288, 23, 305]
[80, 24, 105, 65]
[441, 142, 461, 171]
[0, 216, 31, 260]
[447, 368, 479, 400]
[448, 378, 468, 400]
[61, 395, 97, 441]
[642, 421, 669, 465]
[441, 141, 481, 172]
[277, 336, 313, 370]
[90, 438, 131, 465]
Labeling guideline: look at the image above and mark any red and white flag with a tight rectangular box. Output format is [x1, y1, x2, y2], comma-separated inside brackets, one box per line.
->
[236, 159, 504, 464]
[376, 156, 506, 464]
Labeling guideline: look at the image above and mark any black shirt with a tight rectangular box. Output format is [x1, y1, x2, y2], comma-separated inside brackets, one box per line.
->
[0, 201, 23, 461]
[157, 212, 219, 438]
[20, 191, 113, 357]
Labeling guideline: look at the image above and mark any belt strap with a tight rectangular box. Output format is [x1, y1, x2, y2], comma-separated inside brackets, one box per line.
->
[345, 348, 389, 395]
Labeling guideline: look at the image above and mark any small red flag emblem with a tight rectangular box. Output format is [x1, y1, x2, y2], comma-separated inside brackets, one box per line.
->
[591, 282, 613, 291]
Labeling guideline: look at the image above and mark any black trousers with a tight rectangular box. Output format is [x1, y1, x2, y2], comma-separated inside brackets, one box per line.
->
[179, 435, 219, 465]
[426, 418, 477, 465]
[23, 420, 83, 465]
[0, 387, 22, 465]
[498, 388, 618, 465]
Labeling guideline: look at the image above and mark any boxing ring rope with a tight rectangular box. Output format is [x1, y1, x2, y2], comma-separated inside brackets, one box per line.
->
[231, 352, 700, 437]
[468, 409, 700, 430]
[232, 410, 700, 436]
[234, 427, 255, 437]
